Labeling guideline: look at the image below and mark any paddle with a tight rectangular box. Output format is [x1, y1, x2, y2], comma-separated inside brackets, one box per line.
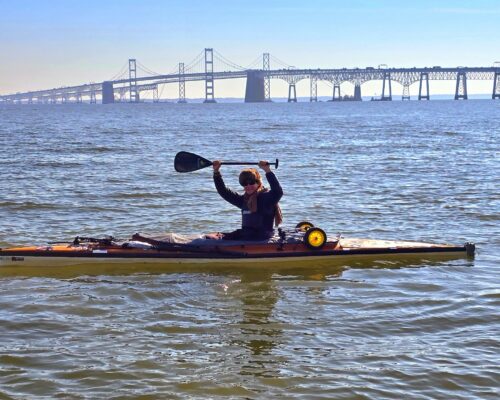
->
[174, 151, 279, 173]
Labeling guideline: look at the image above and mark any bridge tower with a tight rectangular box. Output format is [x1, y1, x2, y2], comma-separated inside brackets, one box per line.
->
[263, 53, 271, 102]
[418, 72, 430, 100]
[454, 71, 468, 100]
[381, 72, 392, 101]
[492, 70, 500, 99]
[129, 59, 139, 103]
[178, 62, 187, 103]
[204, 48, 216, 103]
[310, 75, 318, 102]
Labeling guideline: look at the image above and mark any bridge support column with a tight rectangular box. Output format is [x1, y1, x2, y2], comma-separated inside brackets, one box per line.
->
[153, 85, 159, 103]
[310, 75, 317, 102]
[381, 72, 392, 100]
[402, 84, 410, 100]
[418, 72, 430, 100]
[244, 71, 265, 102]
[178, 62, 187, 103]
[455, 71, 468, 100]
[204, 48, 216, 103]
[332, 84, 341, 101]
[102, 81, 115, 104]
[288, 84, 297, 102]
[129, 59, 139, 103]
[263, 53, 271, 102]
[492, 71, 500, 99]
[354, 83, 362, 101]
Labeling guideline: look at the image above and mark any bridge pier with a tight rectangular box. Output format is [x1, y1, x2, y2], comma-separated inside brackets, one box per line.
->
[153, 85, 159, 103]
[419, 72, 430, 100]
[354, 83, 362, 101]
[310, 75, 317, 102]
[402, 84, 410, 100]
[332, 84, 341, 101]
[381, 72, 392, 100]
[245, 71, 265, 102]
[493, 71, 500, 99]
[288, 84, 297, 102]
[102, 81, 115, 104]
[455, 71, 468, 100]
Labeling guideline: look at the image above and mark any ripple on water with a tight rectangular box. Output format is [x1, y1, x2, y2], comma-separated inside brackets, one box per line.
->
[0, 101, 499, 398]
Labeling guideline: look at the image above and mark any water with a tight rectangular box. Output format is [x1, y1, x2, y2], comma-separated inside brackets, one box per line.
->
[0, 101, 498, 399]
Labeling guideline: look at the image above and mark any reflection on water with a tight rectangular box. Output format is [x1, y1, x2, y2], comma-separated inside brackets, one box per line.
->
[231, 273, 281, 377]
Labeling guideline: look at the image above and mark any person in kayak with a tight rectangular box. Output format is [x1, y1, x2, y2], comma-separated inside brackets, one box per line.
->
[210, 160, 283, 240]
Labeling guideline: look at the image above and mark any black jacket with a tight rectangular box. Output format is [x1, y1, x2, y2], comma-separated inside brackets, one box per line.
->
[213, 171, 283, 239]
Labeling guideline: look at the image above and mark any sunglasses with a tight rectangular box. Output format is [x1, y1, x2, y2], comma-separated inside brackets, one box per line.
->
[240, 179, 256, 187]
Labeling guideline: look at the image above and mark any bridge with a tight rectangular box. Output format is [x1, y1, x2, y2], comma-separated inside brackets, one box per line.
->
[1, 49, 499, 104]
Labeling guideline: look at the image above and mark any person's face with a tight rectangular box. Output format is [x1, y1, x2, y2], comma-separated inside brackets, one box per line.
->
[241, 177, 259, 195]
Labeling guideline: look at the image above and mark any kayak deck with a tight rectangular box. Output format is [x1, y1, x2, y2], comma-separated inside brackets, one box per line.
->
[0, 236, 475, 274]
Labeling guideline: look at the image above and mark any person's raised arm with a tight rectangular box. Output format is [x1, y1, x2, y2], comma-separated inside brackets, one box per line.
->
[259, 160, 283, 201]
[213, 160, 242, 207]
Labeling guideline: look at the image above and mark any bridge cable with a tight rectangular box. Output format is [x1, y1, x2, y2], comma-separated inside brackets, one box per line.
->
[108, 61, 130, 81]
[270, 54, 293, 69]
[136, 61, 163, 77]
[184, 50, 205, 73]
[245, 55, 263, 69]
[213, 50, 246, 71]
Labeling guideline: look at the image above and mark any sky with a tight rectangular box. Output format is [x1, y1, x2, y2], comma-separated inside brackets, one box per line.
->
[1, 0, 499, 99]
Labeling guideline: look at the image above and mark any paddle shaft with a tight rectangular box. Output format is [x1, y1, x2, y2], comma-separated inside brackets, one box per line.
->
[221, 160, 278, 167]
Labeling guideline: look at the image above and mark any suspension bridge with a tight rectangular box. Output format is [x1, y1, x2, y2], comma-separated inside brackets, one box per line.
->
[1, 49, 499, 104]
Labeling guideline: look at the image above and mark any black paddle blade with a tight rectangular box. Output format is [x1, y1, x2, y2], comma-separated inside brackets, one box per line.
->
[174, 151, 213, 173]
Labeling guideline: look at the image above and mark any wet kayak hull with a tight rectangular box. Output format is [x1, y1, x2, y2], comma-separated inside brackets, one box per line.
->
[0, 238, 475, 274]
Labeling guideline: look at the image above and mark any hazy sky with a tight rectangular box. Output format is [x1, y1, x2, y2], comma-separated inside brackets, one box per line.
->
[1, 0, 499, 98]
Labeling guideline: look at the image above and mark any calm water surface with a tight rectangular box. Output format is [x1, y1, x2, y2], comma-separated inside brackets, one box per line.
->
[0, 101, 498, 399]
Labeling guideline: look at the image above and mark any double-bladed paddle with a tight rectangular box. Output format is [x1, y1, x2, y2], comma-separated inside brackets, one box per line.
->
[174, 151, 279, 173]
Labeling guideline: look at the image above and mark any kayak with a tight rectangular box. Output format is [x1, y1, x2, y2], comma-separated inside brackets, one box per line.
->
[0, 226, 475, 274]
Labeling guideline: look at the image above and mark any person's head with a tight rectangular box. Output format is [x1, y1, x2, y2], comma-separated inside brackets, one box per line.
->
[239, 168, 262, 195]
